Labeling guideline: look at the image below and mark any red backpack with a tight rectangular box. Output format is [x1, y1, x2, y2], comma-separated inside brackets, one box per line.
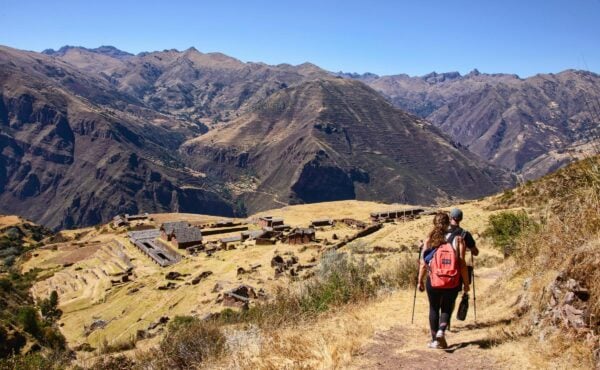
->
[429, 243, 460, 289]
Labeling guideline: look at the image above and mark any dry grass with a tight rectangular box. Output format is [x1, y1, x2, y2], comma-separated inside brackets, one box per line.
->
[0, 215, 24, 228]
[489, 156, 600, 367]
[25, 196, 561, 368]
[378, 253, 420, 289]
[98, 335, 137, 355]
[148, 319, 225, 369]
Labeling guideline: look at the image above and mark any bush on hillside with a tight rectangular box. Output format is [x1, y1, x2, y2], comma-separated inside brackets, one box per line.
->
[17, 306, 41, 337]
[0, 278, 11, 292]
[98, 335, 136, 355]
[39, 291, 62, 323]
[484, 211, 536, 257]
[87, 355, 135, 370]
[491, 156, 600, 366]
[215, 251, 379, 328]
[167, 315, 199, 332]
[303, 251, 376, 313]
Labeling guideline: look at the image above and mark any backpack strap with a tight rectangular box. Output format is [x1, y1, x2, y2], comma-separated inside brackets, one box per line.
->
[423, 247, 437, 264]
[446, 227, 464, 246]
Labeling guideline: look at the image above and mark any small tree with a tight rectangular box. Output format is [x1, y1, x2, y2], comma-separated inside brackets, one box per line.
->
[17, 306, 40, 337]
[39, 290, 62, 322]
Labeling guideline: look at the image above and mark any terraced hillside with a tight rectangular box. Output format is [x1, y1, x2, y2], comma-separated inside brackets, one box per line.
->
[22, 201, 414, 350]
[183, 78, 514, 212]
[353, 70, 600, 176]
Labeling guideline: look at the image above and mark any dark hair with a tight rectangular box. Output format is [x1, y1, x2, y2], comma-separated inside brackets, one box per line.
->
[428, 212, 450, 247]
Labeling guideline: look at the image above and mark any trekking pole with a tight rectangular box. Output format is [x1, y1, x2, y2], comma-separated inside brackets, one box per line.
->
[472, 253, 477, 322]
[411, 243, 422, 324]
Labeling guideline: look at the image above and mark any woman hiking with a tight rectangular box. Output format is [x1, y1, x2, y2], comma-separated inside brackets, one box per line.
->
[417, 212, 470, 349]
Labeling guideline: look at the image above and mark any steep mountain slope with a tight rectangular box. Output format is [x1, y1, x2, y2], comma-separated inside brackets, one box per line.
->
[0, 46, 235, 230]
[0, 216, 63, 361]
[353, 70, 600, 175]
[182, 78, 514, 212]
[43, 46, 329, 123]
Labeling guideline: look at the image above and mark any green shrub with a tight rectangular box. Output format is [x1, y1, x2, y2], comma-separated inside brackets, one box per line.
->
[484, 211, 535, 257]
[167, 315, 199, 332]
[39, 326, 66, 350]
[39, 291, 61, 323]
[2, 256, 16, 268]
[17, 306, 40, 337]
[0, 278, 12, 292]
[301, 251, 376, 313]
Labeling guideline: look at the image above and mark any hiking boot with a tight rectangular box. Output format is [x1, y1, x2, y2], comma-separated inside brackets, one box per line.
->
[435, 330, 448, 349]
[428, 340, 440, 349]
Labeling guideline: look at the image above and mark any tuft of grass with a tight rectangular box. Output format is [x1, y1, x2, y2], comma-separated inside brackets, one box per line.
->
[85, 355, 135, 370]
[379, 254, 420, 290]
[157, 318, 226, 368]
[215, 251, 378, 328]
[98, 335, 137, 355]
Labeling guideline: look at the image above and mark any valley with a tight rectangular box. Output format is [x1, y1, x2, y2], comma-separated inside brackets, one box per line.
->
[0, 41, 598, 369]
[2, 44, 599, 230]
[1, 155, 598, 369]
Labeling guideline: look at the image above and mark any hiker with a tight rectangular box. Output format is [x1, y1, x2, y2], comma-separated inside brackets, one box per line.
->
[447, 208, 478, 257]
[418, 212, 470, 349]
[446, 208, 477, 329]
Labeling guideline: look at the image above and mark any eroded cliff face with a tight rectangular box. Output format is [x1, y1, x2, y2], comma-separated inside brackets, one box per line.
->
[0, 48, 235, 230]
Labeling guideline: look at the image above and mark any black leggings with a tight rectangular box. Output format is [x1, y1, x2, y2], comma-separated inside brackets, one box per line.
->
[426, 278, 460, 340]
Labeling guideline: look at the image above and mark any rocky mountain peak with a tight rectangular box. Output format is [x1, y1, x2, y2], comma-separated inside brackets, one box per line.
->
[42, 45, 133, 59]
[421, 71, 462, 84]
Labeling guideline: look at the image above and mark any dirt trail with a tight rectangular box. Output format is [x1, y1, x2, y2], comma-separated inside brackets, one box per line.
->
[349, 265, 513, 369]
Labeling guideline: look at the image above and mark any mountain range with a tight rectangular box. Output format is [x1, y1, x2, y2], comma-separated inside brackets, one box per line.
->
[1, 44, 599, 229]
[346, 69, 600, 177]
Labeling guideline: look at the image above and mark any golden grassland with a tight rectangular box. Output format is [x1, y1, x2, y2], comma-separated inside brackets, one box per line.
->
[24, 201, 402, 351]
[22, 199, 513, 363]
[0, 215, 24, 228]
[20, 186, 597, 369]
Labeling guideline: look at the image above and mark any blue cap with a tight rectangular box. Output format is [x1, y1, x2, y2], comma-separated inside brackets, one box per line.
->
[450, 208, 463, 221]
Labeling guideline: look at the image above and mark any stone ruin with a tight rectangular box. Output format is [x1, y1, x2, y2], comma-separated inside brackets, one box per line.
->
[192, 271, 213, 285]
[218, 284, 258, 308]
[270, 253, 315, 278]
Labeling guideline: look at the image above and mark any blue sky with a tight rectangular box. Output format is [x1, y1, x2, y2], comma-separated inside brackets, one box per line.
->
[1, 0, 599, 77]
